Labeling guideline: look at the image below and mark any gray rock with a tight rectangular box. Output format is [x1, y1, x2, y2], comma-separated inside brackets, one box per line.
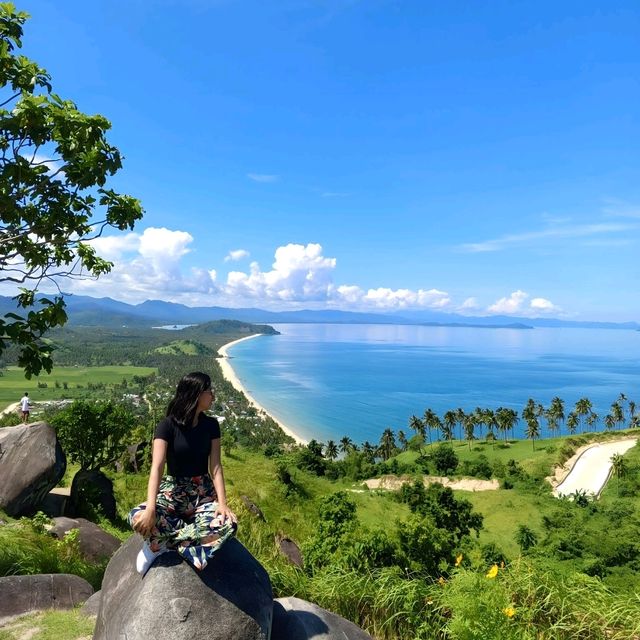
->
[276, 535, 303, 568]
[272, 597, 373, 640]
[50, 516, 121, 562]
[0, 422, 66, 516]
[80, 590, 102, 618]
[0, 574, 93, 619]
[66, 469, 116, 520]
[94, 535, 273, 640]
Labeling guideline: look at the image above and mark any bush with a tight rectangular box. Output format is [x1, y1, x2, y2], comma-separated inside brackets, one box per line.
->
[51, 400, 136, 470]
[430, 445, 458, 475]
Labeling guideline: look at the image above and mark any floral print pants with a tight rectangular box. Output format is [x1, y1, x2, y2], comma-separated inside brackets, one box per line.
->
[128, 473, 237, 570]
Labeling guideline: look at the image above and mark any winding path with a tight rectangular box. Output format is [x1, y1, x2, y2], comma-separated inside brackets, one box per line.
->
[554, 438, 637, 498]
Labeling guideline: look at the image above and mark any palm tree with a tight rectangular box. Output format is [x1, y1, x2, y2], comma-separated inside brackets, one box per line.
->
[496, 407, 518, 442]
[575, 397, 592, 433]
[423, 409, 439, 447]
[629, 400, 636, 423]
[567, 411, 578, 435]
[409, 414, 426, 448]
[586, 411, 598, 432]
[339, 436, 354, 455]
[455, 408, 466, 441]
[549, 397, 565, 433]
[397, 429, 408, 452]
[325, 440, 338, 461]
[604, 414, 615, 431]
[525, 415, 540, 450]
[443, 410, 457, 443]
[611, 401, 624, 430]
[379, 428, 397, 461]
[361, 441, 376, 463]
[463, 414, 476, 450]
[610, 453, 628, 496]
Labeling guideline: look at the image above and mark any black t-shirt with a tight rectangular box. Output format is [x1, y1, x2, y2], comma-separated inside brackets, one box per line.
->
[154, 414, 220, 477]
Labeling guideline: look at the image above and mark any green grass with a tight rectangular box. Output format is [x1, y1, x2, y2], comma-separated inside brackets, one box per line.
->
[0, 365, 156, 411]
[463, 489, 554, 557]
[153, 339, 212, 356]
[0, 609, 95, 640]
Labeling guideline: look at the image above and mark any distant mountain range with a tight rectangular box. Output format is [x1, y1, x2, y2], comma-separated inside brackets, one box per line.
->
[0, 293, 638, 331]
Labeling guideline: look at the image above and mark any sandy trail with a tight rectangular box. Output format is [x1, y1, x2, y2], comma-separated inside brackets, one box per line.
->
[553, 438, 637, 497]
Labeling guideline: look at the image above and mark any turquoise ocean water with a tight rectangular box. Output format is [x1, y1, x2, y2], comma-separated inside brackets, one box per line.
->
[225, 324, 640, 444]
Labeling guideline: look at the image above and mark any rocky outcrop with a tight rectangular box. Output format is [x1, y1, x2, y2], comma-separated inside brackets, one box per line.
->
[50, 516, 121, 562]
[94, 535, 273, 640]
[0, 422, 66, 516]
[272, 597, 373, 640]
[66, 469, 116, 520]
[0, 574, 93, 620]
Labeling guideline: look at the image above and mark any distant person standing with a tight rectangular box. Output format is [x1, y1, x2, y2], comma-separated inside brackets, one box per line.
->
[20, 392, 31, 423]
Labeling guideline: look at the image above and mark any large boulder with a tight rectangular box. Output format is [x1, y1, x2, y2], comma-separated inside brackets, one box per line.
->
[272, 597, 373, 640]
[66, 468, 116, 520]
[50, 516, 121, 562]
[0, 574, 93, 620]
[0, 422, 66, 516]
[94, 535, 273, 640]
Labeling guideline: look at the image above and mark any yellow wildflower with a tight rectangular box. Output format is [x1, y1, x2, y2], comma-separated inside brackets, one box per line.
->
[486, 564, 499, 579]
[455, 554, 463, 567]
[503, 606, 516, 618]
[438, 576, 446, 586]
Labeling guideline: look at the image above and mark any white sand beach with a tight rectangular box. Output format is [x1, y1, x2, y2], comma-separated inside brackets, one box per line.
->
[217, 335, 308, 445]
[553, 438, 638, 498]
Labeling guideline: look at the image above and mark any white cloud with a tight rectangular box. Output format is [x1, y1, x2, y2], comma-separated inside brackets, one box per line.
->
[487, 290, 529, 314]
[59, 227, 218, 304]
[460, 297, 480, 310]
[487, 291, 560, 316]
[247, 173, 279, 183]
[226, 243, 336, 301]
[530, 297, 558, 312]
[357, 287, 451, 309]
[224, 249, 250, 262]
[460, 222, 636, 253]
[87, 233, 140, 261]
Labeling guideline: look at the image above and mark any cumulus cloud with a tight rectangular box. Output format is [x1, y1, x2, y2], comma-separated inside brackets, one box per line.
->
[224, 249, 250, 262]
[87, 233, 140, 261]
[63, 227, 218, 303]
[226, 243, 336, 301]
[247, 173, 279, 183]
[487, 290, 529, 314]
[530, 297, 558, 312]
[460, 297, 480, 310]
[487, 291, 560, 316]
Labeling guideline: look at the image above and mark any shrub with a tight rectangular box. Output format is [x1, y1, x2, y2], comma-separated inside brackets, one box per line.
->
[51, 400, 136, 470]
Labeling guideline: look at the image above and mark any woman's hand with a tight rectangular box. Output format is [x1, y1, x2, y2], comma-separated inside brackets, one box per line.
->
[214, 502, 237, 525]
[132, 507, 157, 537]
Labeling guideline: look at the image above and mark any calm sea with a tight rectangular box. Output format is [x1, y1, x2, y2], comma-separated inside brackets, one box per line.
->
[225, 323, 640, 444]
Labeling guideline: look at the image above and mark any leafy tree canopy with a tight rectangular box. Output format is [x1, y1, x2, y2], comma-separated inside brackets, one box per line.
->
[51, 399, 136, 470]
[0, 3, 143, 377]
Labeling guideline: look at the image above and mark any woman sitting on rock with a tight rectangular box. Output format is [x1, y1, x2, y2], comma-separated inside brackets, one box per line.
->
[129, 371, 237, 575]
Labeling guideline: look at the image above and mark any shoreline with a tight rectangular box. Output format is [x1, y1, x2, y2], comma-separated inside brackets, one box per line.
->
[217, 334, 308, 445]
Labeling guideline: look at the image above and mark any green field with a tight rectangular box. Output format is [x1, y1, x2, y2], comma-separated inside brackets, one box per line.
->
[0, 365, 157, 411]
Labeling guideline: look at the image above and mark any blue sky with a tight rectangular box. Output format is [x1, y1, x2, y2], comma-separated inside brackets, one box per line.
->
[12, 0, 640, 321]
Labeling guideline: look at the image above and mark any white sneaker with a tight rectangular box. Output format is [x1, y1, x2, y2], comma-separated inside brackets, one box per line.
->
[136, 542, 167, 576]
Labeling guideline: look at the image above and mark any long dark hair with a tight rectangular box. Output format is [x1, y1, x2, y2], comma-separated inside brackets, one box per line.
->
[166, 371, 212, 428]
